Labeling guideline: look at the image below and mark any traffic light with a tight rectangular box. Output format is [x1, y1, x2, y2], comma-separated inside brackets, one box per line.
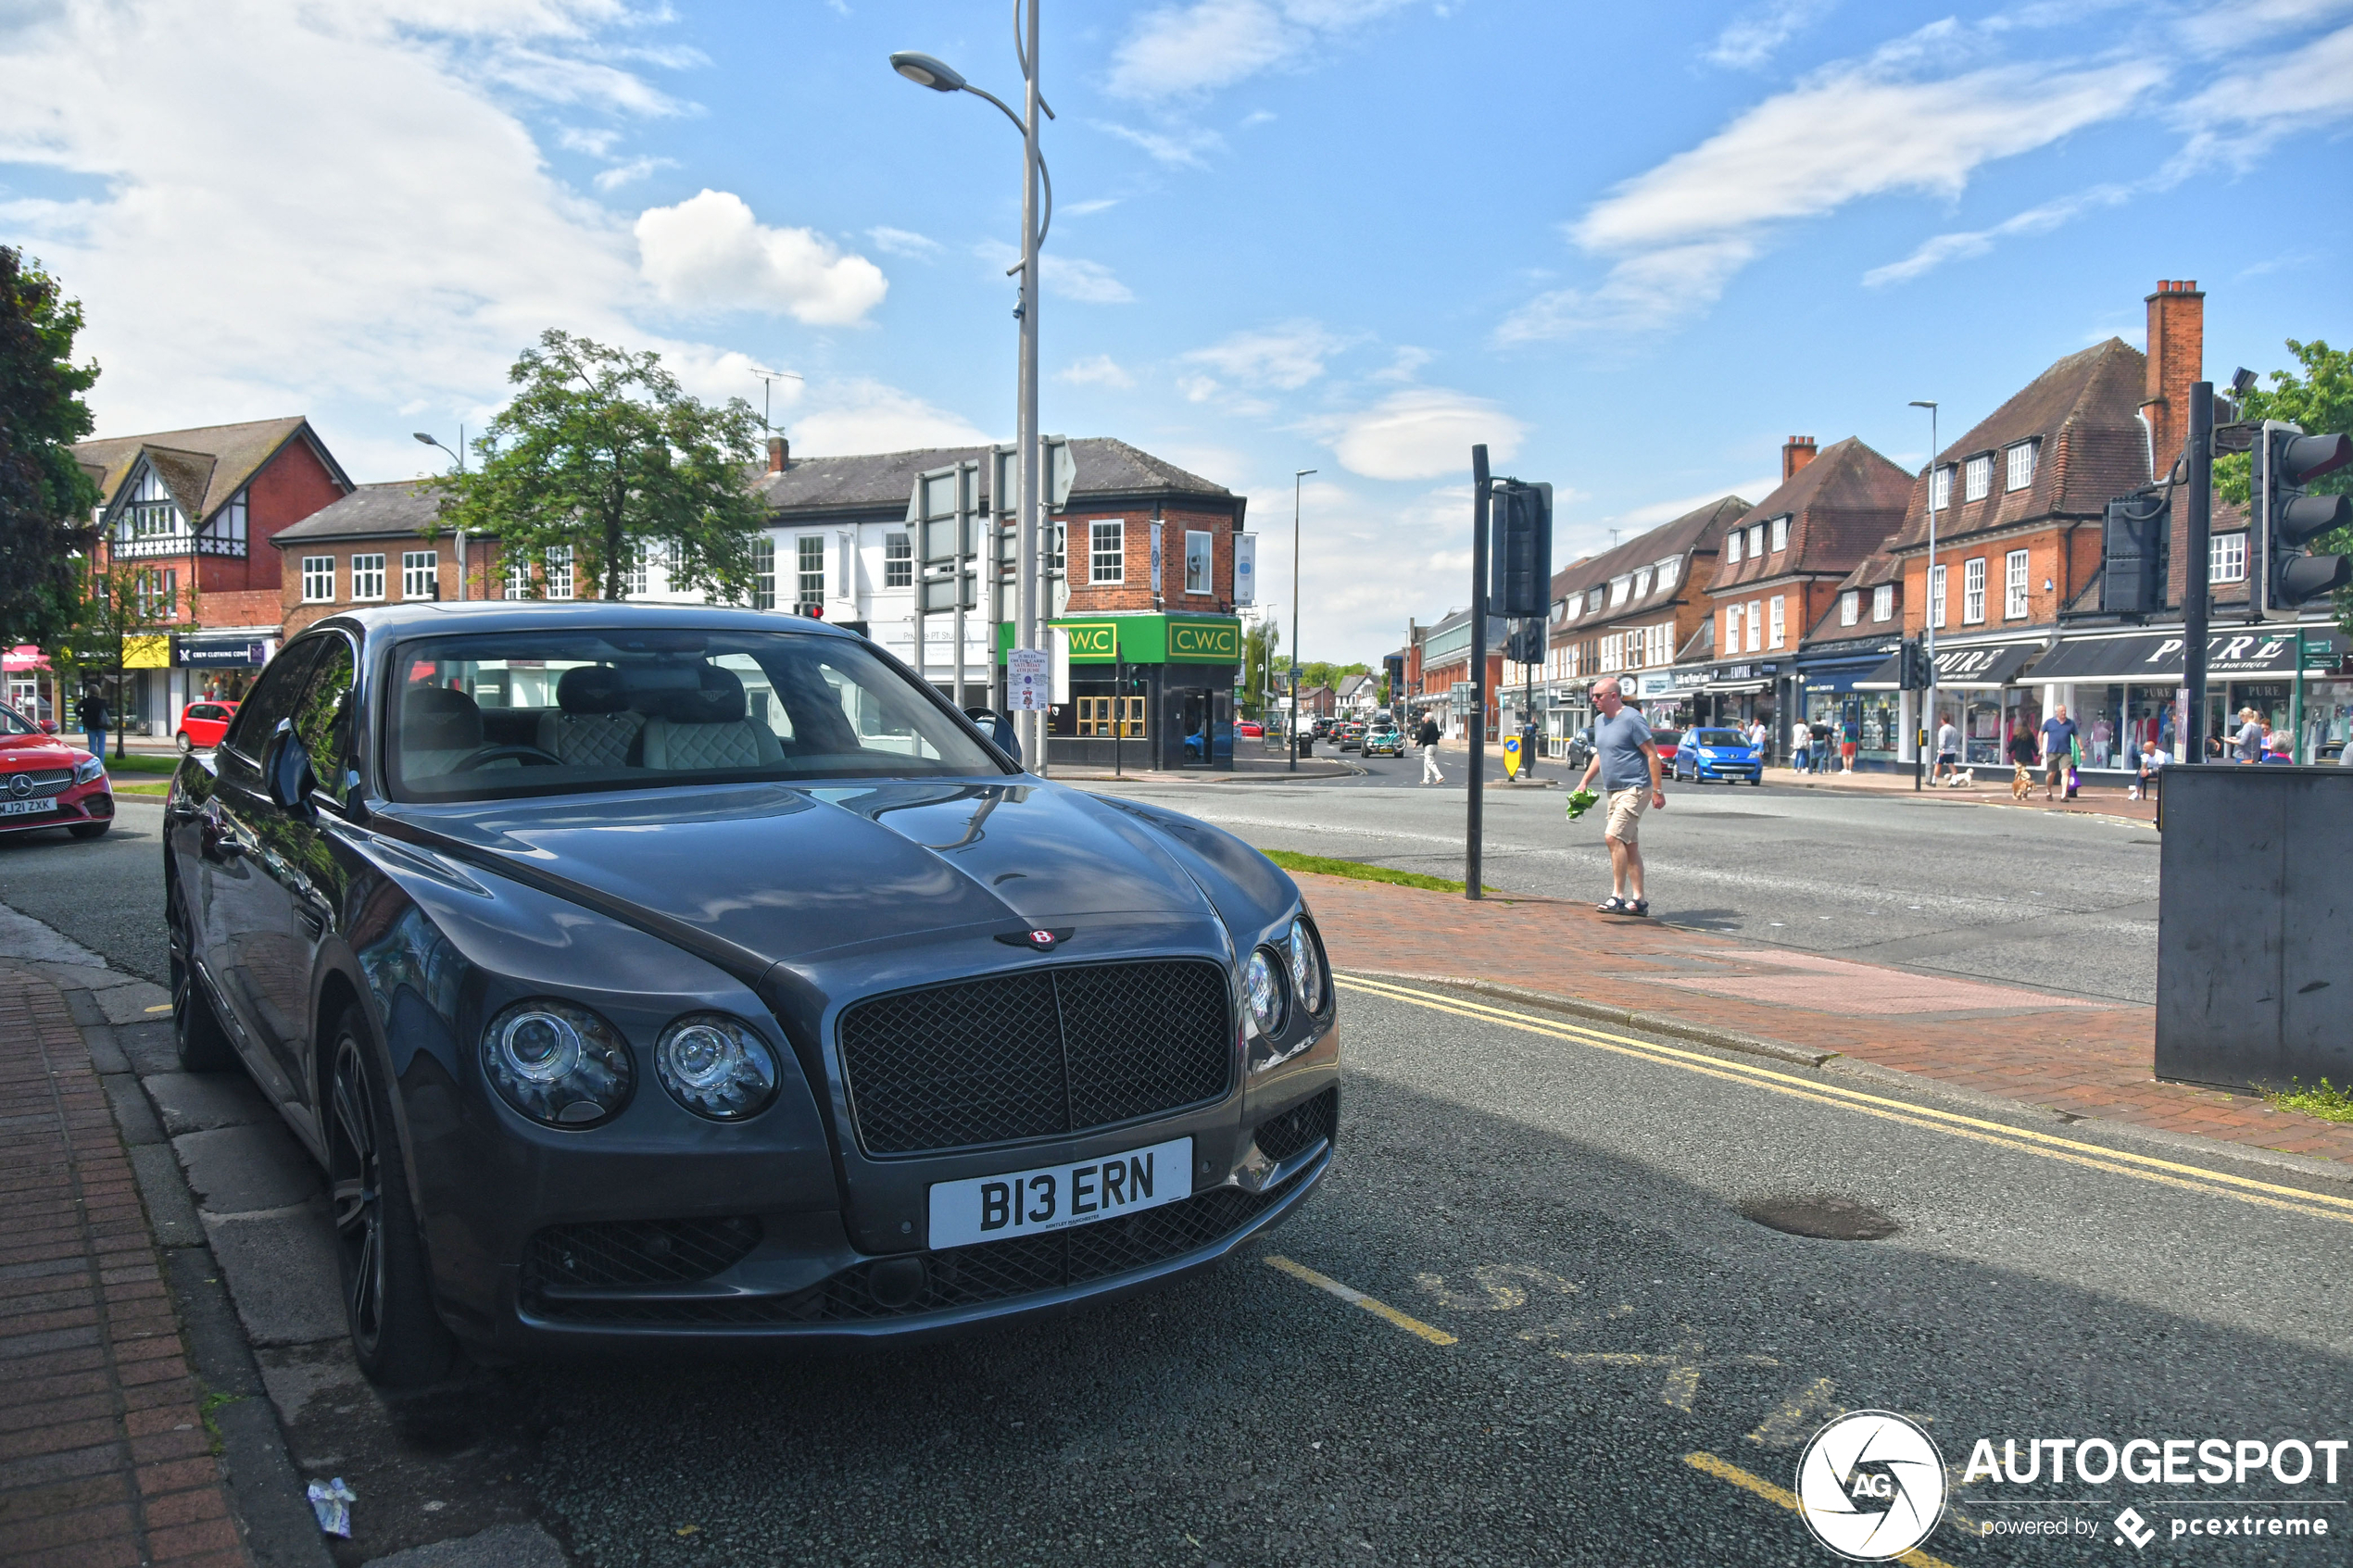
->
[1383, 653, 1405, 704]
[2255, 421, 2352, 620]
[1489, 480, 1554, 618]
[1897, 638, 1931, 691]
[1505, 618, 1545, 665]
[2099, 487, 2171, 615]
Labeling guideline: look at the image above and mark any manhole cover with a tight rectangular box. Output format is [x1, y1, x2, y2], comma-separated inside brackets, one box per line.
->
[1739, 1194, 1899, 1240]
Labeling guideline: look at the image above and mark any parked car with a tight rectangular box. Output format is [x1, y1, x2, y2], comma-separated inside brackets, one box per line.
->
[165, 604, 1339, 1385]
[1671, 726, 1763, 785]
[176, 699, 240, 752]
[0, 702, 113, 840]
[1237, 720, 1265, 738]
[1564, 726, 1594, 771]
[1361, 728, 1404, 758]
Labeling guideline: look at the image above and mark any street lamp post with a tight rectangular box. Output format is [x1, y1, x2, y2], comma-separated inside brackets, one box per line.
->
[890, 16, 1055, 766]
[1290, 469, 1315, 772]
[413, 431, 467, 601]
[1909, 400, 1939, 791]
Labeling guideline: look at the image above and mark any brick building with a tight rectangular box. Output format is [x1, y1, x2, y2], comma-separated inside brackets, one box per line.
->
[69, 417, 351, 731]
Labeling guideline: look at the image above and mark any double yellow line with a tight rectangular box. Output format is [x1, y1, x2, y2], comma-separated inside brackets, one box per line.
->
[1335, 973, 2353, 1227]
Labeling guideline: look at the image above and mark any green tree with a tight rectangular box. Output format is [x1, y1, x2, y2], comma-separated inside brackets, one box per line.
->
[2216, 339, 2352, 629]
[0, 248, 102, 648]
[438, 332, 766, 602]
[55, 563, 190, 759]
[1240, 618, 1281, 719]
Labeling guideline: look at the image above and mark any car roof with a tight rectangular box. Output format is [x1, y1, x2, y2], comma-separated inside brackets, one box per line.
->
[305, 600, 862, 646]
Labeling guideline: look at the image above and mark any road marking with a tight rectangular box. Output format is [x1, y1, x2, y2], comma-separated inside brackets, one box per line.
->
[1747, 1378, 1843, 1448]
[145, 1004, 171, 1013]
[1336, 974, 2353, 1226]
[1263, 1255, 1458, 1345]
[1683, 1451, 1957, 1568]
[1548, 1340, 1780, 1411]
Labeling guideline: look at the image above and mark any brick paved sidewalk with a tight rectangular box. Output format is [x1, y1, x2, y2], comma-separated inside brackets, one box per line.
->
[1300, 872, 2353, 1168]
[0, 970, 251, 1568]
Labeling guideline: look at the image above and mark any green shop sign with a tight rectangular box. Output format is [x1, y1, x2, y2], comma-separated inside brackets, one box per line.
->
[997, 614, 1241, 665]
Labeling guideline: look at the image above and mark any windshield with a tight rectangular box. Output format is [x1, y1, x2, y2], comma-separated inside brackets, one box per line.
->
[1692, 729, 1744, 746]
[386, 629, 1007, 801]
[1650, 730, 1682, 746]
[0, 705, 37, 736]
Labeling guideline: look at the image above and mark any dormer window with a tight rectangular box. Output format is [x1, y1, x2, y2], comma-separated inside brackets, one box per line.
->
[1563, 592, 1582, 619]
[1634, 567, 1653, 598]
[1747, 524, 1765, 558]
[1609, 573, 1633, 608]
[1840, 590, 1859, 626]
[1727, 532, 1743, 565]
[1964, 454, 1993, 502]
[1872, 583, 1894, 621]
[2005, 440, 2038, 492]
[1655, 556, 1680, 592]
[1769, 516, 1790, 552]
[125, 466, 182, 541]
[1930, 466, 1953, 511]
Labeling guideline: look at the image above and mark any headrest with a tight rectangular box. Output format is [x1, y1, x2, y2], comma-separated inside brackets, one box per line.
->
[402, 684, 483, 752]
[557, 664, 630, 715]
[654, 664, 746, 724]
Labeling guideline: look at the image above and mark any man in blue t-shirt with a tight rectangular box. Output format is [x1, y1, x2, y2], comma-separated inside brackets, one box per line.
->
[2039, 706, 2077, 801]
[1574, 676, 1666, 917]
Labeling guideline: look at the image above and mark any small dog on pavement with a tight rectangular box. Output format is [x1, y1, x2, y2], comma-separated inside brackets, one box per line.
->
[1945, 767, 1974, 789]
[2009, 763, 2032, 800]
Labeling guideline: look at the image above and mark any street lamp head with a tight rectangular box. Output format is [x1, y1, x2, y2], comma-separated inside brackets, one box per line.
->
[1908, 400, 1936, 411]
[412, 432, 438, 445]
[889, 51, 967, 92]
[1295, 468, 1317, 478]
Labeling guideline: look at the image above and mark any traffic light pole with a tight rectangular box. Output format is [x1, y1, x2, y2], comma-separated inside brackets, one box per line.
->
[2183, 382, 2213, 767]
[1467, 445, 1490, 901]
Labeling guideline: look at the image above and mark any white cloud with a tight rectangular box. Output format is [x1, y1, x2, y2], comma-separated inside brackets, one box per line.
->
[593, 154, 673, 190]
[787, 380, 991, 456]
[1496, 240, 1756, 344]
[1098, 121, 1227, 168]
[1182, 320, 1350, 389]
[1706, 0, 1834, 69]
[1176, 374, 1224, 404]
[866, 225, 939, 257]
[1059, 355, 1136, 388]
[2173, 20, 2353, 166]
[1104, 0, 1415, 99]
[635, 189, 888, 323]
[1862, 183, 2133, 285]
[1045, 256, 1136, 304]
[1063, 198, 1123, 218]
[1371, 345, 1433, 383]
[1329, 390, 1522, 482]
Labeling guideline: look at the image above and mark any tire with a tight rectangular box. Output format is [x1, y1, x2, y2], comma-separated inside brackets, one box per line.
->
[69, 821, 110, 840]
[168, 892, 239, 1073]
[326, 1010, 462, 1388]
[175, 732, 192, 754]
[1748, 776, 1761, 786]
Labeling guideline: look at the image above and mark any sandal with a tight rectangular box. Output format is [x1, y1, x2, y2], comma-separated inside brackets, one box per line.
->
[1596, 897, 1628, 914]
[1629, 899, 1650, 918]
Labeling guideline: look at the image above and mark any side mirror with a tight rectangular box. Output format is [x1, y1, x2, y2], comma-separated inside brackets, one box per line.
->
[260, 719, 311, 809]
[38, 720, 57, 734]
[963, 707, 1021, 766]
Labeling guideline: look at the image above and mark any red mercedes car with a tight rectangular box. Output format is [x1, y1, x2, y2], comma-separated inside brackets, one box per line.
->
[0, 704, 114, 840]
[175, 699, 239, 752]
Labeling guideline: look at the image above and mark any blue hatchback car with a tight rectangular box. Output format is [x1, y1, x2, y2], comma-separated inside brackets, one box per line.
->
[1672, 726, 1763, 784]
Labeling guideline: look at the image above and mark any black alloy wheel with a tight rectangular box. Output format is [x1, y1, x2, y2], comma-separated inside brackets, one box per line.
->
[168, 891, 237, 1072]
[325, 1011, 459, 1387]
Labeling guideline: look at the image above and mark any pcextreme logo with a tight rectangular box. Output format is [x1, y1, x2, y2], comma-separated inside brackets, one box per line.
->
[1795, 1411, 1947, 1562]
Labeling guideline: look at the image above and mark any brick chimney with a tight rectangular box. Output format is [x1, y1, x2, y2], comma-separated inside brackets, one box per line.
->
[2141, 280, 2204, 477]
[767, 435, 789, 473]
[1782, 436, 1817, 481]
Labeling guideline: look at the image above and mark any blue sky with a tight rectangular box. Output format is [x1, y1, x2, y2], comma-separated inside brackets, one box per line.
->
[3, 0, 2347, 661]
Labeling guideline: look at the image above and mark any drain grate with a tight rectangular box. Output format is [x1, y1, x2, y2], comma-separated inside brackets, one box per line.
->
[1739, 1194, 1898, 1240]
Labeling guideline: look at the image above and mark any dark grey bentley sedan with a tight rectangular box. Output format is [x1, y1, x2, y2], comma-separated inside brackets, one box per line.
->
[164, 603, 1337, 1385]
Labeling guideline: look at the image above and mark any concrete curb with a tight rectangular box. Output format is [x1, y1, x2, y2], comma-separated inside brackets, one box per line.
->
[1340, 968, 2353, 1195]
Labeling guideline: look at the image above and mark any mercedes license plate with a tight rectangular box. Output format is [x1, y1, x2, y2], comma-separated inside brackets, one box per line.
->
[0, 797, 57, 817]
[927, 1135, 1191, 1250]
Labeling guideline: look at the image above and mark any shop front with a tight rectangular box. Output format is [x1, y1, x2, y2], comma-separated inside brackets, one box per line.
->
[1015, 613, 1241, 771]
[1697, 659, 1780, 735]
[1796, 634, 1903, 770]
[2030, 623, 2348, 768]
[1856, 638, 2044, 770]
[1634, 670, 1689, 729]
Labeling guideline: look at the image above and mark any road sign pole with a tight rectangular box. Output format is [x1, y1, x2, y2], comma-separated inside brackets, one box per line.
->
[1468, 445, 1490, 900]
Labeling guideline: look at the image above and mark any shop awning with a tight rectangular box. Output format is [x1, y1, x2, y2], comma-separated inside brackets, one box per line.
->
[1855, 640, 2043, 691]
[1704, 678, 1772, 693]
[2030, 626, 2346, 683]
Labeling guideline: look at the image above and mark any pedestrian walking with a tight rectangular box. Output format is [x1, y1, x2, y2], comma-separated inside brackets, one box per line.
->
[1791, 726, 1810, 772]
[1574, 676, 1666, 917]
[1809, 720, 1832, 773]
[76, 686, 107, 758]
[2039, 704, 2078, 800]
[1746, 717, 1767, 757]
[1416, 714, 1443, 785]
[2233, 707, 2264, 763]
[1934, 717, 1960, 784]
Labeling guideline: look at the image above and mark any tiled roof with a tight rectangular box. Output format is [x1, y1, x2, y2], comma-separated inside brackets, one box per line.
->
[271, 480, 446, 544]
[71, 417, 345, 524]
[1885, 338, 2150, 553]
[1551, 495, 1749, 631]
[1708, 438, 1913, 594]
[755, 436, 1233, 516]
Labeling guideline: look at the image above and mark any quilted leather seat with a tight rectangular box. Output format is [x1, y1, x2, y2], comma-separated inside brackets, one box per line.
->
[535, 665, 645, 769]
[640, 666, 786, 771]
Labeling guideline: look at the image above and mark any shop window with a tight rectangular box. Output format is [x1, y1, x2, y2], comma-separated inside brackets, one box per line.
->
[2006, 441, 2038, 492]
[1930, 466, 1953, 511]
[1962, 558, 1985, 623]
[1840, 590, 1858, 626]
[1930, 563, 1948, 629]
[1770, 517, 1789, 552]
[1090, 521, 1125, 584]
[545, 545, 574, 601]
[2210, 533, 2246, 584]
[401, 550, 437, 600]
[1872, 583, 1894, 621]
[1185, 530, 1213, 595]
[1768, 596, 1786, 648]
[797, 535, 824, 604]
[352, 553, 386, 601]
[885, 533, 912, 589]
[1964, 455, 1992, 502]
[752, 537, 775, 609]
[301, 556, 335, 604]
[2004, 549, 2029, 619]
[1746, 599, 1763, 653]
[1076, 696, 1145, 737]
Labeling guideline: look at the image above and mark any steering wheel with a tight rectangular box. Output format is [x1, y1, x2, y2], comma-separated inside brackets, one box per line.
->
[452, 744, 563, 771]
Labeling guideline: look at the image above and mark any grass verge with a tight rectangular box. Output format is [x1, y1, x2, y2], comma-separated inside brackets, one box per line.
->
[2267, 1079, 2353, 1124]
[1264, 849, 1497, 896]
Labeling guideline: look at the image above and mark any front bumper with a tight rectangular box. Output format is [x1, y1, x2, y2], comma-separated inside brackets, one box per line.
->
[0, 781, 112, 833]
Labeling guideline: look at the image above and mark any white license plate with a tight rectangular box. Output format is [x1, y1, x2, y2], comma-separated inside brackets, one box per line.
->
[927, 1135, 1192, 1250]
[0, 797, 57, 817]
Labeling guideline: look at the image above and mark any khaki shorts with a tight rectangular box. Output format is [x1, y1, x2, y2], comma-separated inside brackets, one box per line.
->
[1604, 786, 1649, 844]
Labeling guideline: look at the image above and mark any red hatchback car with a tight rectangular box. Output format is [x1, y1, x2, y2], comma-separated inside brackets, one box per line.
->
[0, 704, 113, 840]
[176, 699, 239, 752]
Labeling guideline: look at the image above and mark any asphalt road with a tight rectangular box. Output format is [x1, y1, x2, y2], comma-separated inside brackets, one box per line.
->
[1085, 756, 2162, 1004]
[0, 792, 170, 981]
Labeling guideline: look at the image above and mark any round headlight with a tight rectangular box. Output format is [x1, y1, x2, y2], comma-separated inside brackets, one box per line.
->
[482, 999, 633, 1127]
[655, 1014, 780, 1122]
[1244, 947, 1286, 1037]
[1288, 921, 1325, 1015]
